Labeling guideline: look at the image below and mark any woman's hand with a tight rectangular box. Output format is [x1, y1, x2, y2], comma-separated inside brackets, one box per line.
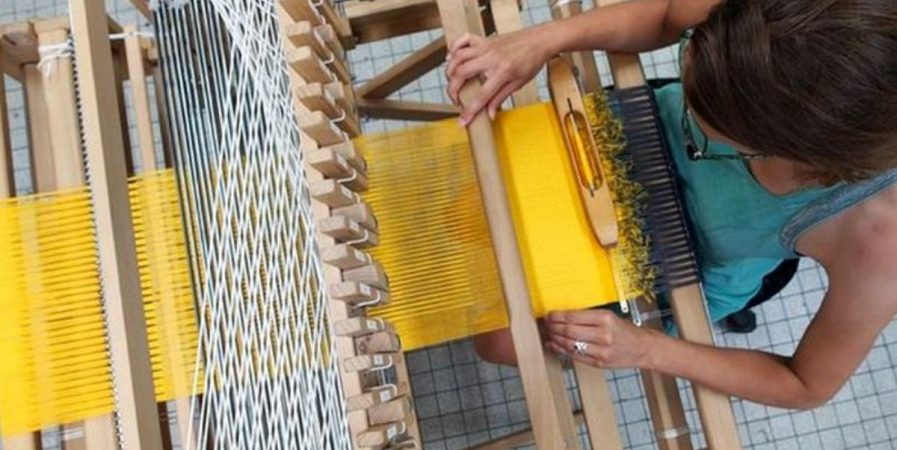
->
[445, 26, 554, 126]
[544, 309, 659, 369]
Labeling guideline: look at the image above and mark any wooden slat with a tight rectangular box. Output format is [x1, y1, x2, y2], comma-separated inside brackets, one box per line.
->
[0, 69, 13, 197]
[469, 412, 587, 450]
[70, 1, 164, 448]
[38, 28, 85, 189]
[357, 37, 447, 99]
[670, 285, 742, 449]
[23, 65, 54, 192]
[357, 98, 457, 121]
[123, 27, 157, 172]
[1, 68, 37, 449]
[436, 2, 581, 449]
[487, 0, 540, 105]
[128, 0, 152, 19]
[573, 363, 624, 450]
[345, 0, 441, 44]
[37, 24, 120, 450]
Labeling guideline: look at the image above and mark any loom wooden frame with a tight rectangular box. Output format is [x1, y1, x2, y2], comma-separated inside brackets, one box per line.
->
[114, 0, 743, 449]
[0, 10, 185, 450]
[330, 0, 745, 449]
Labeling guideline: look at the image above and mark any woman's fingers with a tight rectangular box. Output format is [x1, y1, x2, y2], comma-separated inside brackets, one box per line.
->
[543, 321, 604, 342]
[546, 335, 608, 367]
[547, 309, 616, 326]
[447, 58, 493, 106]
[486, 81, 521, 119]
[449, 33, 484, 54]
[457, 74, 507, 126]
[445, 45, 487, 79]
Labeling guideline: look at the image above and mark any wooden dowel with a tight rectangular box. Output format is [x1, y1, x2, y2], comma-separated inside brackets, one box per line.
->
[436, 1, 581, 449]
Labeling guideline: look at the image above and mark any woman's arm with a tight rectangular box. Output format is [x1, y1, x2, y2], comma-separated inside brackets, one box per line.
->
[445, 0, 720, 123]
[546, 225, 897, 409]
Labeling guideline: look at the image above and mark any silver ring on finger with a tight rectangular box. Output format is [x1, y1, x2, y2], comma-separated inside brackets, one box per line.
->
[573, 340, 589, 356]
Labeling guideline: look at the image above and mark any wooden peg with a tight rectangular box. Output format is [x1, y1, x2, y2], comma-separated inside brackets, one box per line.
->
[333, 200, 377, 230]
[356, 421, 406, 448]
[356, 330, 401, 354]
[330, 281, 390, 305]
[319, 215, 380, 246]
[323, 141, 367, 172]
[295, 82, 342, 119]
[334, 316, 387, 337]
[343, 353, 395, 373]
[299, 110, 347, 146]
[307, 148, 368, 191]
[310, 179, 358, 207]
[314, 23, 346, 62]
[322, 244, 374, 270]
[346, 383, 405, 412]
[286, 45, 334, 84]
[343, 262, 389, 290]
[368, 397, 413, 426]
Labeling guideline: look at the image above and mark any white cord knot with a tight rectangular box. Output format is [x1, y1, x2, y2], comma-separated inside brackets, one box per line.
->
[37, 39, 75, 78]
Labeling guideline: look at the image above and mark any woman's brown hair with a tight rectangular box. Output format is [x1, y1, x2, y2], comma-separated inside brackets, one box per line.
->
[682, 0, 897, 183]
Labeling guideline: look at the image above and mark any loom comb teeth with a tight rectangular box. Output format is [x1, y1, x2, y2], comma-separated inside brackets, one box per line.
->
[548, 57, 619, 248]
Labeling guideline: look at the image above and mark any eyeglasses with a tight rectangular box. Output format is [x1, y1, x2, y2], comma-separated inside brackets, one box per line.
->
[679, 30, 768, 162]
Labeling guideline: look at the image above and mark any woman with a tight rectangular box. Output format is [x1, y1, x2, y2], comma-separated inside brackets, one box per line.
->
[445, 0, 897, 410]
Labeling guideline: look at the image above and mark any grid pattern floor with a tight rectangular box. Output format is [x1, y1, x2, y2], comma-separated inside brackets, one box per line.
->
[1, 1, 895, 449]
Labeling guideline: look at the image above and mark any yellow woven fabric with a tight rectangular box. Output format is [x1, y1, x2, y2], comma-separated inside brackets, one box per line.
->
[364, 103, 623, 351]
[0, 169, 197, 436]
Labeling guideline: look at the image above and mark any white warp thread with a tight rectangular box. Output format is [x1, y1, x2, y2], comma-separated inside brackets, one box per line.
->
[153, 0, 353, 448]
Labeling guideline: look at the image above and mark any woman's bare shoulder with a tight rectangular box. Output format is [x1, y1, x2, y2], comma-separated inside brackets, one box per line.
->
[802, 183, 897, 279]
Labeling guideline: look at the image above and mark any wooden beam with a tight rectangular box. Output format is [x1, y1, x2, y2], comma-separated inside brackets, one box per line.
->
[69, 0, 163, 448]
[357, 98, 457, 121]
[436, 1, 580, 449]
[0, 67, 13, 197]
[123, 26, 156, 171]
[23, 65, 54, 192]
[128, 0, 152, 19]
[0, 66, 44, 450]
[345, 0, 442, 44]
[357, 37, 446, 99]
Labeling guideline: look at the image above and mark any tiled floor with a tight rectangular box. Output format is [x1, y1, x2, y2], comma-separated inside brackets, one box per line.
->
[2, 1, 896, 449]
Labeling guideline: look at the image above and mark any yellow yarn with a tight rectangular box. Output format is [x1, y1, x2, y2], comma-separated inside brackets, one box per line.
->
[0, 169, 197, 436]
[364, 102, 640, 351]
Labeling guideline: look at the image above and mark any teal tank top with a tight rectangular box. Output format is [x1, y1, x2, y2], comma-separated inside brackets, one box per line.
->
[653, 83, 897, 321]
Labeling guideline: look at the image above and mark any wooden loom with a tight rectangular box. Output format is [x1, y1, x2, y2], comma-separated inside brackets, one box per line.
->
[0, 0, 744, 449]
[342, 0, 744, 449]
[0, 11, 187, 450]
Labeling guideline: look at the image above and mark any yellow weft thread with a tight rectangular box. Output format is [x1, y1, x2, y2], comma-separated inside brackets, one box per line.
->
[363, 103, 625, 351]
[0, 169, 197, 436]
